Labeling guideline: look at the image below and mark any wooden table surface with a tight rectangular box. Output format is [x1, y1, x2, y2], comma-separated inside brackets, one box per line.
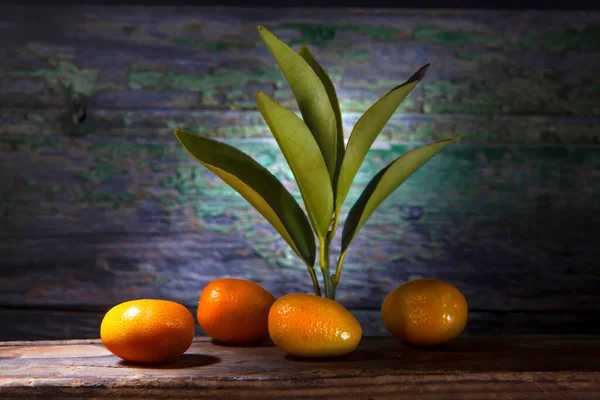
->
[0, 336, 598, 399]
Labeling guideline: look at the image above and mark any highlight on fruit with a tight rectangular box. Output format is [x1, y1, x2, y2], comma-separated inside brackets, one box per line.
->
[173, 25, 460, 301]
[269, 293, 362, 358]
[100, 299, 195, 364]
[382, 279, 468, 347]
[197, 278, 275, 344]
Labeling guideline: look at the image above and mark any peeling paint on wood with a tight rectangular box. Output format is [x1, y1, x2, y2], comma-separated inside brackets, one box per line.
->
[1, 136, 598, 311]
[2, 109, 599, 145]
[1, 6, 599, 338]
[1, 8, 599, 116]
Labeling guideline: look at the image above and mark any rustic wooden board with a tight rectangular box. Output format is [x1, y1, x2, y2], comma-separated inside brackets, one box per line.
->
[2, 308, 600, 342]
[1, 7, 600, 117]
[1, 337, 599, 399]
[1, 135, 599, 311]
[3, 109, 600, 144]
[1, 6, 600, 339]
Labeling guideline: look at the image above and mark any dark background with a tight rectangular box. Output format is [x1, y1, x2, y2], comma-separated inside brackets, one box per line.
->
[1, 3, 599, 340]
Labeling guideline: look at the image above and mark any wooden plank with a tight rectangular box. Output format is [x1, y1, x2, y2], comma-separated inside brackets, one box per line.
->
[2, 108, 600, 145]
[1, 6, 600, 334]
[1, 308, 599, 341]
[1, 337, 599, 399]
[1, 135, 599, 311]
[0, 7, 599, 117]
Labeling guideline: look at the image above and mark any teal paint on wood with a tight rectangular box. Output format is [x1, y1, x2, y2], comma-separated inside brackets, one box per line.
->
[413, 24, 504, 47]
[2, 8, 598, 118]
[175, 38, 254, 52]
[280, 23, 398, 47]
[1, 6, 600, 334]
[127, 67, 287, 109]
[413, 23, 600, 53]
[456, 52, 506, 62]
[1, 134, 599, 311]
[3, 109, 599, 145]
[8, 135, 599, 228]
[5, 62, 122, 97]
[519, 25, 600, 52]
[341, 50, 371, 61]
[6, 66, 600, 116]
[122, 25, 137, 35]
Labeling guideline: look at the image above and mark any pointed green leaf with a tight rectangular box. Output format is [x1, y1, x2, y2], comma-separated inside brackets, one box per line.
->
[336, 64, 430, 212]
[256, 92, 334, 240]
[298, 45, 344, 180]
[258, 25, 337, 180]
[174, 129, 316, 267]
[341, 133, 460, 254]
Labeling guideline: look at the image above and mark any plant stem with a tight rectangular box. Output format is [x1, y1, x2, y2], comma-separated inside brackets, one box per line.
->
[319, 237, 333, 299]
[305, 262, 321, 297]
[331, 206, 344, 289]
[328, 210, 340, 245]
[332, 251, 347, 286]
[324, 209, 341, 299]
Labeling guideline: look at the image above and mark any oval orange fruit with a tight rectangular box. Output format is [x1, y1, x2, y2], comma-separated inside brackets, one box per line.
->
[268, 293, 362, 358]
[382, 278, 468, 346]
[197, 278, 276, 343]
[100, 299, 195, 363]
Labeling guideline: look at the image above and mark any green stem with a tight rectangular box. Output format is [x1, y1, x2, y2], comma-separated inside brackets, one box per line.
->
[332, 251, 347, 285]
[329, 209, 340, 243]
[324, 208, 341, 299]
[305, 262, 321, 297]
[319, 237, 333, 298]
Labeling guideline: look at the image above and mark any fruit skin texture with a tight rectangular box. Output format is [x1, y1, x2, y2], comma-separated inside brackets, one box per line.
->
[382, 278, 468, 347]
[268, 293, 362, 358]
[197, 278, 276, 343]
[100, 299, 195, 363]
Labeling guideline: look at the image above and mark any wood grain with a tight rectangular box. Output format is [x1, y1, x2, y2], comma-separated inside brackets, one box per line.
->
[1, 135, 599, 311]
[3, 109, 600, 144]
[1, 337, 599, 399]
[1, 6, 600, 338]
[1, 7, 599, 117]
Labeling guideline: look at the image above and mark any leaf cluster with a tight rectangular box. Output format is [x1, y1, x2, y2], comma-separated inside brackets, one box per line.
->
[175, 26, 459, 298]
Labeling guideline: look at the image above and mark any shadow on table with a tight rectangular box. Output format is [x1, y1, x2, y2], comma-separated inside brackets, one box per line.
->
[210, 339, 274, 348]
[118, 354, 220, 369]
[283, 338, 600, 372]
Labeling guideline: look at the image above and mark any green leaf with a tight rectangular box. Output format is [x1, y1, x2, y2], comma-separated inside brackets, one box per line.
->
[174, 129, 316, 267]
[336, 64, 429, 212]
[258, 25, 338, 180]
[341, 133, 460, 254]
[256, 92, 334, 240]
[298, 45, 344, 181]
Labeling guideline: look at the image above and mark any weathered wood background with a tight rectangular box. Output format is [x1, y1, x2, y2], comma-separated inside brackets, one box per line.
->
[1, 6, 599, 340]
